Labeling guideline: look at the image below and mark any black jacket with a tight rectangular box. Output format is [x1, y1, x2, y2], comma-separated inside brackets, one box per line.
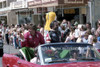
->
[49, 30, 61, 43]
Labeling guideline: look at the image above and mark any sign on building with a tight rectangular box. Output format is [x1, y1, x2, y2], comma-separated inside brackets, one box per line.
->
[64, 0, 84, 4]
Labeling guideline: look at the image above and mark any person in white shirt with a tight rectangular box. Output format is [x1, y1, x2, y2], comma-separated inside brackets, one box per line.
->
[69, 27, 75, 42]
[65, 33, 71, 43]
[79, 25, 86, 38]
[74, 23, 80, 41]
[93, 36, 100, 50]
[86, 30, 93, 44]
[82, 34, 88, 43]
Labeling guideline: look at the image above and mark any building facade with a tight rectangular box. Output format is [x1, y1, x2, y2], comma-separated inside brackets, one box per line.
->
[27, 0, 89, 26]
[0, 0, 31, 25]
[8, 0, 31, 25]
[0, 0, 15, 24]
[0, 0, 100, 28]
[87, 0, 100, 28]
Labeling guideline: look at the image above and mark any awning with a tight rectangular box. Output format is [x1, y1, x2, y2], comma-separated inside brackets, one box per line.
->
[0, 7, 11, 12]
[28, 0, 42, 8]
[0, 0, 6, 2]
[0, 7, 11, 15]
[15, 8, 34, 14]
[28, 0, 88, 8]
[0, 14, 7, 16]
[28, 0, 60, 8]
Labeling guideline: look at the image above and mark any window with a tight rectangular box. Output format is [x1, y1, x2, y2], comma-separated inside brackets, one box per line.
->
[3, 1, 6, 7]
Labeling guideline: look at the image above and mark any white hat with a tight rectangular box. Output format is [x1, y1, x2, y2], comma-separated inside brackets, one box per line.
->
[74, 21, 78, 26]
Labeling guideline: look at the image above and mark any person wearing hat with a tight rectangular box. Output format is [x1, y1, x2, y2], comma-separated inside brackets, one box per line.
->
[74, 21, 78, 26]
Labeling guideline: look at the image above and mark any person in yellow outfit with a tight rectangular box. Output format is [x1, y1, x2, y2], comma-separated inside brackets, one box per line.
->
[44, 12, 56, 31]
[44, 12, 57, 43]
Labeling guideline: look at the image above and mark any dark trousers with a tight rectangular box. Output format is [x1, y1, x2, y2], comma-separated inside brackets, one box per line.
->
[5, 34, 9, 45]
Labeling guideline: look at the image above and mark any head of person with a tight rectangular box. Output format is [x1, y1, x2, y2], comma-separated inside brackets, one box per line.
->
[84, 34, 88, 39]
[28, 24, 37, 36]
[50, 20, 58, 31]
[61, 25, 65, 30]
[91, 28, 95, 35]
[98, 22, 100, 27]
[11, 24, 15, 28]
[17, 24, 21, 28]
[95, 31, 100, 37]
[70, 27, 75, 32]
[37, 24, 43, 29]
[98, 19, 100, 23]
[4, 25, 7, 29]
[74, 21, 78, 28]
[93, 36, 97, 43]
[80, 25, 85, 31]
[62, 19, 68, 28]
[62, 19, 67, 24]
[86, 22, 91, 29]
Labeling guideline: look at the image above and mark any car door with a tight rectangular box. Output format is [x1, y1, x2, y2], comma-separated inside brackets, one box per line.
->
[17, 59, 41, 67]
[17, 55, 42, 67]
[2, 54, 20, 67]
[3, 54, 41, 67]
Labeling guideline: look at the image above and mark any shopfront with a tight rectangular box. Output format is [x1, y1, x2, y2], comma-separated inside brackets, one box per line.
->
[8, 0, 30, 25]
[0, 7, 11, 25]
[28, 0, 88, 25]
[56, 0, 88, 24]
[28, 0, 62, 25]
[56, 8, 79, 22]
[15, 9, 33, 25]
[0, 11, 7, 24]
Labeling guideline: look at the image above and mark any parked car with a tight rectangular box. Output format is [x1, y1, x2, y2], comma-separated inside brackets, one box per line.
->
[2, 43, 100, 67]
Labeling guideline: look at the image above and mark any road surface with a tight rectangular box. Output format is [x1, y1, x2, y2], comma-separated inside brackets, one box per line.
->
[0, 44, 19, 67]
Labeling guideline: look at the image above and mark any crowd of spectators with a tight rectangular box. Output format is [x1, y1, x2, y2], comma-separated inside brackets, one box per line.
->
[0, 19, 100, 50]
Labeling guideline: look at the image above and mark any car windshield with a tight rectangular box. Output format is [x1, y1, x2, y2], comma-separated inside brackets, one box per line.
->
[41, 44, 100, 64]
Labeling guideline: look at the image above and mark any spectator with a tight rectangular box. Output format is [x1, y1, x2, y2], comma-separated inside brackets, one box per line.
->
[61, 19, 68, 30]
[91, 28, 96, 35]
[79, 25, 86, 38]
[37, 24, 44, 36]
[87, 30, 93, 44]
[62, 29, 70, 42]
[64, 33, 71, 43]
[82, 34, 88, 43]
[86, 22, 91, 31]
[23, 24, 29, 35]
[76, 36, 82, 43]
[74, 22, 80, 41]
[69, 27, 75, 42]
[95, 32, 100, 43]
[13, 28, 19, 49]
[4, 25, 9, 45]
[20, 24, 45, 48]
[60, 20, 70, 42]
[93, 36, 100, 51]
[96, 21, 100, 35]
[48, 20, 61, 43]
[60, 25, 66, 42]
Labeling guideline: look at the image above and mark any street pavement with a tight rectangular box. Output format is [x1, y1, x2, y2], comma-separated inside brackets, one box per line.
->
[0, 57, 2, 67]
[0, 44, 19, 67]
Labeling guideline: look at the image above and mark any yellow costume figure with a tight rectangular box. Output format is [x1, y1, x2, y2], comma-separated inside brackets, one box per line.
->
[44, 12, 56, 31]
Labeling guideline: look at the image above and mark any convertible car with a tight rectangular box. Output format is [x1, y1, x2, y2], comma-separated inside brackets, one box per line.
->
[2, 43, 100, 67]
